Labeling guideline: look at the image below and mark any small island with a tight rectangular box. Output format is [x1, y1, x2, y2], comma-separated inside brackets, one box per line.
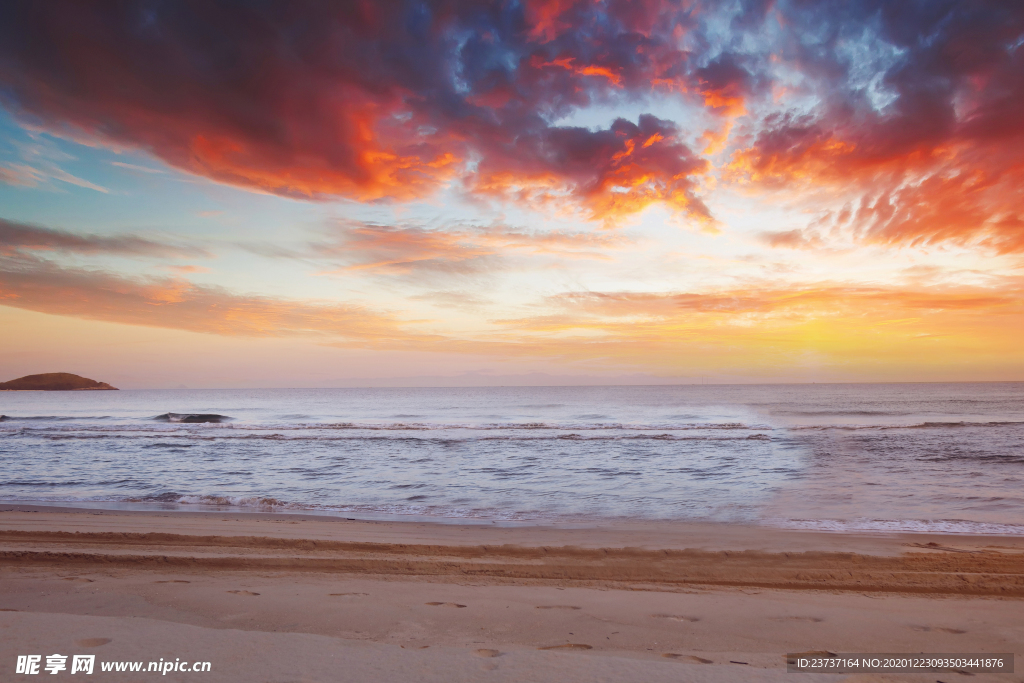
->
[0, 373, 118, 391]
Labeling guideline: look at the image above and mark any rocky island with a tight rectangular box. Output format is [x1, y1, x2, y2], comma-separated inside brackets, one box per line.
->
[0, 372, 118, 391]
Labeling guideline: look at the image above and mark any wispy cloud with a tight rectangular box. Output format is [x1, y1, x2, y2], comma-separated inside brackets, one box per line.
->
[0, 164, 37, 187]
[2, 241, 1020, 375]
[0, 255, 432, 343]
[110, 161, 165, 174]
[0, 218, 209, 259]
[758, 229, 826, 250]
[319, 221, 625, 273]
[162, 264, 211, 274]
[242, 219, 629, 277]
[0, 162, 109, 193]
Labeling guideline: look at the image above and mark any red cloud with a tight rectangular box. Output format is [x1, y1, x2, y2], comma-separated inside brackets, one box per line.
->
[471, 115, 710, 223]
[727, 3, 1024, 252]
[0, 0, 723, 223]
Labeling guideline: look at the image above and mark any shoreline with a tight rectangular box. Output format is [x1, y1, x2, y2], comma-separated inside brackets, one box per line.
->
[3, 498, 1023, 538]
[3, 502, 1024, 580]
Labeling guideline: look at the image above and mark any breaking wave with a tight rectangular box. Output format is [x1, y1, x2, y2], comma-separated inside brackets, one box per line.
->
[153, 413, 233, 423]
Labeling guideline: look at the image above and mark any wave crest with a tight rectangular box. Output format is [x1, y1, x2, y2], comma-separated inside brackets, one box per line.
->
[153, 413, 232, 423]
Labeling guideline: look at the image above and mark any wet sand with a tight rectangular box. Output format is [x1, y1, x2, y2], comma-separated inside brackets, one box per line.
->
[1, 504, 1022, 682]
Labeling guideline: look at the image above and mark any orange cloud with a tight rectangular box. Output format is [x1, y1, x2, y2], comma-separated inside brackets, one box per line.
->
[723, 0, 1024, 254]
[164, 265, 211, 274]
[311, 222, 626, 275]
[470, 115, 710, 223]
[0, 257, 429, 343]
[0, 1, 729, 223]
[187, 103, 462, 202]
[533, 56, 623, 87]
[476, 283, 1024, 375]
[538, 287, 1023, 319]
[2, 242, 1021, 378]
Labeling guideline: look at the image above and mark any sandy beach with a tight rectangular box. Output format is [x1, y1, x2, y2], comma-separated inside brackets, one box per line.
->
[1, 504, 1021, 682]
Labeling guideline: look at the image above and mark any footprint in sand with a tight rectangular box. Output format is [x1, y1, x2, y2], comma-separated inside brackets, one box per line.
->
[330, 592, 369, 597]
[536, 605, 581, 610]
[911, 626, 966, 634]
[663, 654, 713, 663]
[425, 602, 466, 608]
[651, 614, 700, 622]
[227, 590, 260, 596]
[62, 577, 94, 582]
[475, 649, 502, 658]
[155, 580, 190, 584]
[539, 644, 592, 651]
[76, 638, 111, 648]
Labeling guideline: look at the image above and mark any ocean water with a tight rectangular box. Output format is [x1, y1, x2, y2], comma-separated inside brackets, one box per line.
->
[1, 383, 1022, 534]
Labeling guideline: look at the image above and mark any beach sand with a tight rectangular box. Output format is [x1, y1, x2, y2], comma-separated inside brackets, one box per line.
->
[1, 504, 1021, 682]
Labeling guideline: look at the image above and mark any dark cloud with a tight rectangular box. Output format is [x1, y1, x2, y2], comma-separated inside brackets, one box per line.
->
[729, 0, 1024, 250]
[2, 0, 1022, 247]
[469, 114, 710, 222]
[0, 0, 726, 221]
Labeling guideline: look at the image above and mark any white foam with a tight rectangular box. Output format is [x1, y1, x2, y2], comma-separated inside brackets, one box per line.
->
[765, 517, 1024, 536]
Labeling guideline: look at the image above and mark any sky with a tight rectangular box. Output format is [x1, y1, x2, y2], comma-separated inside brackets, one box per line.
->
[0, 0, 1022, 388]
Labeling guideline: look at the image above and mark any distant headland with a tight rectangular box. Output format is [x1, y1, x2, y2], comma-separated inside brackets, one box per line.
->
[0, 373, 118, 391]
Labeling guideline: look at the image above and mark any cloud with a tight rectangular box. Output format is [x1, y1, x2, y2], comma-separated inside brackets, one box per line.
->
[758, 229, 825, 250]
[726, 1, 1024, 251]
[2, 1, 1022, 249]
[691, 53, 758, 117]
[410, 290, 493, 311]
[2, 239, 1020, 374]
[477, 283, 1024, 372]
[537, 286, 1023, 320]
[110, 161, 165, 174]
[163, 265, 211, 274]
[0, 162, 108, 193]
[0, 254, 430, 343]
[0, 218, 209, 259]
[0, 0, 733, 222]
[470, 114, 711, 223]
[0, 164, 38, 187]
[44, 166, 110, 193]
[259, 220, 629, 276]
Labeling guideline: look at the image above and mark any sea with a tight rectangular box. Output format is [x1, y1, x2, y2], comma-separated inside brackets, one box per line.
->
[1, 383, 1022, 534]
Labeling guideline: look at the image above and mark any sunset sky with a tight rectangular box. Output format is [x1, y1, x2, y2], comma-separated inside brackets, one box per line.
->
[1, 0, 1022, 388]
